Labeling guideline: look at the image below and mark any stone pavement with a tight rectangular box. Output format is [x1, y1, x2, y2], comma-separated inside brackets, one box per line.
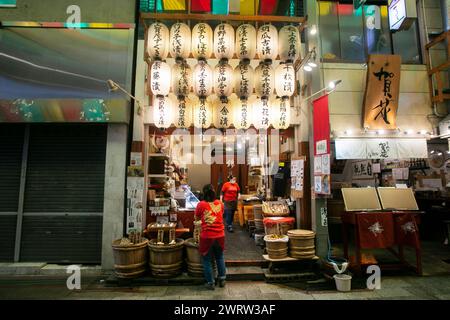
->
[0, 274, 450, 300]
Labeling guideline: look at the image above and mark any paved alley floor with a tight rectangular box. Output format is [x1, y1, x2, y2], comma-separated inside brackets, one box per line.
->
[1, 274, 450, 300]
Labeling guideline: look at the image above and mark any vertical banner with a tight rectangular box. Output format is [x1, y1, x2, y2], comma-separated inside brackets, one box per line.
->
[363, 54, 401, 130]
[313, 95, 331, 195]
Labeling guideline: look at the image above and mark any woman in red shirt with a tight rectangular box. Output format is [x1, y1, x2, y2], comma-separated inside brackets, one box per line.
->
[220, 175, 241, 232]
[195, 184, 226, 290]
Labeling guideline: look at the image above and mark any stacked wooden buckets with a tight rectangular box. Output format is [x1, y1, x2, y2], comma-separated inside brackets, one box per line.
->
[287, 229, 316, 259]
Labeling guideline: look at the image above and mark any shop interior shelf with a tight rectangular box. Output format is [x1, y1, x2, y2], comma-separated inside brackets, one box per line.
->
[149, 153, 169, 158]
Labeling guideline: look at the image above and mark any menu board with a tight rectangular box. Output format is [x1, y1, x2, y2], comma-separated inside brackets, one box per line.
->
[341, 188, 382, 212]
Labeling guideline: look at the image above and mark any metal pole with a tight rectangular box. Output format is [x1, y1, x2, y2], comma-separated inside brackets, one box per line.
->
[14, 125, 30, 262]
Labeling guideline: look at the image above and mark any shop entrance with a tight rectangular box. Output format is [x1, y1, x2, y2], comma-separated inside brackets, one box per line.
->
[145, 126, 295, 265]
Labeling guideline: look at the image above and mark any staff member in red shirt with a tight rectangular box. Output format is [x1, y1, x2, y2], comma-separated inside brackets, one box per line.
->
[195, 184, 226, 290]
[220, 175, 241, 233]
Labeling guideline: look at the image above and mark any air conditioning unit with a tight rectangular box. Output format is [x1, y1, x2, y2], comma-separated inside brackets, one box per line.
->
[439, 114, 450, 138]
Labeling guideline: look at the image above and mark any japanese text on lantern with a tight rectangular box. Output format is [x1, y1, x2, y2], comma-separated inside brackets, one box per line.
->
[152, 62, 161, 93]
[217, 24, 226, 54]
[363, 55, 401, 130]
[153, 24, 162, 57]
[177, 99, 186, 127]
[172, 24, 182, 56]
[197, 24, 207, 56]
[238, 25, 249, 56]
[260, 25, 272, 56]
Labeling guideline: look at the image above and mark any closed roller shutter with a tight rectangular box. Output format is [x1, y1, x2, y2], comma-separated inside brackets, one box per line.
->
[0, 124, 24, 261]
[21, 124, 107, 263]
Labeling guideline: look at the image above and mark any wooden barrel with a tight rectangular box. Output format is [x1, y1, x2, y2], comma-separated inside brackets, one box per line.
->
[264, 235, 289, 259]
[148, 239, 184, 278]
[287, 229, 316, 259]
[112, 239, 149, 278]
[184, 238, 216, 277]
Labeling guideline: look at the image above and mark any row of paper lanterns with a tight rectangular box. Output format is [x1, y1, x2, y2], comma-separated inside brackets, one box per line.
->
[147, 22, 301, 64]
[150, 60, 296, 99]
[153, 94, 291, 130]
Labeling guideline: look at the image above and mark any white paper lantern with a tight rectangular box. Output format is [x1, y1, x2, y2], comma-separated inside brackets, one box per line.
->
[172, 63, 192, 97]
[213, 97, 233, 128]
[270, 97, 291, 129]
[255, 63, 274, 98]
[234, 63, 254, 99]
[150, 60, 171, 96]
[153, 95, 173, 128]
[257, 24, 278, 63]
[193, 61, 213, 97]
[214, 63, 234, 98]
[233, 97, 254, 129]
[214, 23, 235, 61]
[169, 22, 191, 61]
[192, 23, 213, 60]
[236, 24, 257, 62]
[275, 63, 296, 98]
[147, 22, 170, 60]
[173, 94, 193, 128]
[193, 97, 213, 128]
[253, 97, 272, 130]
[279, 25, 301, 63]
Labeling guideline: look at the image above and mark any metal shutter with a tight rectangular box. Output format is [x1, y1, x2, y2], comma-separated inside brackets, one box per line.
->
[0, 124, 24, 261]
[20, 215, 103, 263]
[0, 125, 24, 212]
[21, 124, 107, 263]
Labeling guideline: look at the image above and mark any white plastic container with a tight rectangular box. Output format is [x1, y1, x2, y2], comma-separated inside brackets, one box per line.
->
[333, 274, 352, 292]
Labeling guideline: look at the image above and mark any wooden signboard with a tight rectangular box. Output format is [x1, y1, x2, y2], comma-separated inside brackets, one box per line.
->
[377, 187, 419, 211]
[363, 54, 401, 130]
[341, 188, 382, 212]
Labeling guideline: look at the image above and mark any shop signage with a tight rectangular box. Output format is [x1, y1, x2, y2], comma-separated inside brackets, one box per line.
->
[363, 54, 401, 130]
[389, 0, 417, 31]
[0, 0, 16, 7]
[313, 95, 331, 195]
[335, 139, 428, 159]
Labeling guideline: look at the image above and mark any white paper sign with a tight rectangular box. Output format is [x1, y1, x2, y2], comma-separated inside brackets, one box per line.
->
[322, 154, 330, 175]
[367, 139, 398, 159]
[316, 140, 328, 155]
[314, 176, 322, 193]
[372, 163, 381, 173]
[130, 152, 143, 166]
[314, 156, 323, 174]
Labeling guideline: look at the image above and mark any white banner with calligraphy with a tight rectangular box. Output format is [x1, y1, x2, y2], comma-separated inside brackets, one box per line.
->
[335, 139, 367, 159]
[335, 139, 428, 160]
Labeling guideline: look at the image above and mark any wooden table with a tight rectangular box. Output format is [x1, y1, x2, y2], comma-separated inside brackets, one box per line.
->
[341, 211, 423, 276]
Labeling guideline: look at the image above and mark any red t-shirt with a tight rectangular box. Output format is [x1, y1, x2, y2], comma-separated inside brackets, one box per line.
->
[221, 182, 240, 202]
[195, 200, 225, 239]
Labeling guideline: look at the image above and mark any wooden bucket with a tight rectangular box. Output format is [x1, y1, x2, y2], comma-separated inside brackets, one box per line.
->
[148, 239, 184, 278]
[184, 238, 216, 277]
[288, 230, 315, 248]
[112, 239, 149, 278]
[267, 247, 288, 259]
[265, 240, 288, 251]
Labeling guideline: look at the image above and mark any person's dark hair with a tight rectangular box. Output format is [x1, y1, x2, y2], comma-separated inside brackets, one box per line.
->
[202, 184, 216, 202]
[228, 174, 235, 181]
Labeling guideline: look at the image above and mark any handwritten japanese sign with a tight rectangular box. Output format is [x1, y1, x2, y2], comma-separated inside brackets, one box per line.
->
[363, 55, 401, 130]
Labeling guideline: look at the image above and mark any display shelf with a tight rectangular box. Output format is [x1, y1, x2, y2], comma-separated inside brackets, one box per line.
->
[148, 174, 169, 178]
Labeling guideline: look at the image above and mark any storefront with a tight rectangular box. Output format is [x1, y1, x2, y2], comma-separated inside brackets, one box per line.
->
[0, 0, 136, 268]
